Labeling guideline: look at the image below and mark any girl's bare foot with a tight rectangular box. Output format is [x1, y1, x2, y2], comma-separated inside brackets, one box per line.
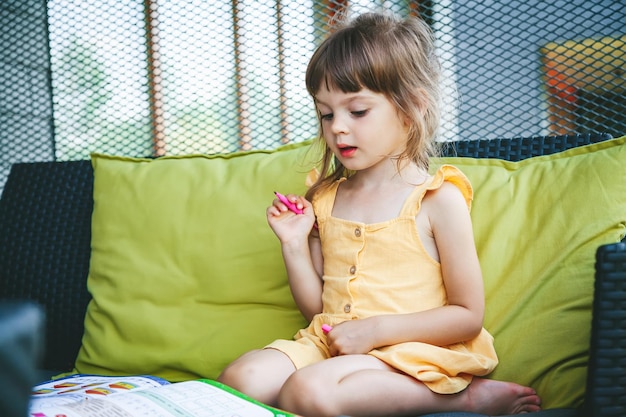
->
[463, 378, 542, 415]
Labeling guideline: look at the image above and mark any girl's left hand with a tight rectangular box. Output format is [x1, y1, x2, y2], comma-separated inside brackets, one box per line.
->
[325, 318, 377, 356]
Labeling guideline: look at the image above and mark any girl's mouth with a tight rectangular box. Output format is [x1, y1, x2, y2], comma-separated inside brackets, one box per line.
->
[338, 146, 357, 158]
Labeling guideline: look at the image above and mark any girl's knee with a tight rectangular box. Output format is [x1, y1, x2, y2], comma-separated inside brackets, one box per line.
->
[217, 358, 250, 391]
[278, 370, 338, 417]
[218, 349, 296, 406]
[218, 352, 267, 391]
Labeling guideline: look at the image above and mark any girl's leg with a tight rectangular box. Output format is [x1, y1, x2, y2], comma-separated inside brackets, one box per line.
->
[278, 354, 541, 417]
[217, 348, 296, 406]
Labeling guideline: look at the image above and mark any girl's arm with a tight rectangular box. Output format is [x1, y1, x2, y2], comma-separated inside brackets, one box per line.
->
[327, 182, 485, 354]
[267, 195, 323, 321]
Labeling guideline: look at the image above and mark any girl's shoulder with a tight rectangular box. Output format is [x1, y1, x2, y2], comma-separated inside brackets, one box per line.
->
[427, 164, 473, 210]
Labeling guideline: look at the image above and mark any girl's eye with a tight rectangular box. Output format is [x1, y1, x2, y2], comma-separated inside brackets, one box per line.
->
[352, 110, 368, 117]
[320, 113, 333, 121]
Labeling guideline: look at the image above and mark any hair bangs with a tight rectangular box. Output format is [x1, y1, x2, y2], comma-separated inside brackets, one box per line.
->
[306, 29, 383, 96]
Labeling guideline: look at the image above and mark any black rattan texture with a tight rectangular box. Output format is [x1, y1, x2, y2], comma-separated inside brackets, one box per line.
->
[0, 160, 93, 372]
[442, 132, 613, 160]
[585, 240, 626, 417]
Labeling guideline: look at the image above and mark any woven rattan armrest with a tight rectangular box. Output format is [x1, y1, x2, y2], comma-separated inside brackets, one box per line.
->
[583, 239, 626, 417]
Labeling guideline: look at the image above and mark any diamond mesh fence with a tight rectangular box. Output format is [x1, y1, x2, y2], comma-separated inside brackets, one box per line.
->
[1, 0, 625, 192]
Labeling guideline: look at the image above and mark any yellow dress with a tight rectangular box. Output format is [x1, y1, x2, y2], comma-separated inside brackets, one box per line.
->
[267, 165, 498, 394]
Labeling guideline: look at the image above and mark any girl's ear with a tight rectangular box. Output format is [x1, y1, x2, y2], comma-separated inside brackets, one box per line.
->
[403, 112, 412, 127]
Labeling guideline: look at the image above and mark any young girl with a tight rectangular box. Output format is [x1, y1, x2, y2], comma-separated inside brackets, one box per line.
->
[218, 12, 541, 417]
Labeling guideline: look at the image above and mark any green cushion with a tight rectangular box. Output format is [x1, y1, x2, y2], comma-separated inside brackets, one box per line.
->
[431, 135, 626, 409]
[74, 141, 314, 381]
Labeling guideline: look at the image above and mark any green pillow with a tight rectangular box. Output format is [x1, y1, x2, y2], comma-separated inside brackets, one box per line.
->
[432, 135, 626, 409]
[74, 141, 315, 381]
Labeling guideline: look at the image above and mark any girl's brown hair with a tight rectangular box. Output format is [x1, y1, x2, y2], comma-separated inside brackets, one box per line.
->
[305, 12, 441, 201]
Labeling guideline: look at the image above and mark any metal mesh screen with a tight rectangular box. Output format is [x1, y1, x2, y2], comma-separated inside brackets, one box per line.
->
[1, 0, 625, 192]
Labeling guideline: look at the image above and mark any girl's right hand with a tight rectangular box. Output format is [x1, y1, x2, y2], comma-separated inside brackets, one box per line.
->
[266, 194, 316, 243]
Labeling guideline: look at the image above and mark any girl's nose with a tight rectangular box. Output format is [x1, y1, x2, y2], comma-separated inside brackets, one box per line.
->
[330, 115, 348, 135]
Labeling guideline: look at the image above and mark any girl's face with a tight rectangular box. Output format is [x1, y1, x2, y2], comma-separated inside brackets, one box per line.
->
[314, 86, 409, 173]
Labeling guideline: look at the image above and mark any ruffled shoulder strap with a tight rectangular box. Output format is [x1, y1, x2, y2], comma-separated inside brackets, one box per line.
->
[400, 165, 473, 217]
[311, 178, 346, 219]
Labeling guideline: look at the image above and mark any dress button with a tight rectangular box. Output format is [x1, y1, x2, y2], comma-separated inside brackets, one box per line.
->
[349, 265, 356, 274]
[344, 304, 351, 313]
[354, 227, 361, 237]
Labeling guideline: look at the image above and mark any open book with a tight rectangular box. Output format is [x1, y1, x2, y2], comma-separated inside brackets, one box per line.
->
[29, 374, 295, 417]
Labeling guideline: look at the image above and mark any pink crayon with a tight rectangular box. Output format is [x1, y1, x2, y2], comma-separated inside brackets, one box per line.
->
[321, 324, 332, 334]
[274, 191, 304, 215]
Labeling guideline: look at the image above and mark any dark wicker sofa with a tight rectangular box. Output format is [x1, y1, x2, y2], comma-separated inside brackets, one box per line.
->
[0, 133, 624, 417]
